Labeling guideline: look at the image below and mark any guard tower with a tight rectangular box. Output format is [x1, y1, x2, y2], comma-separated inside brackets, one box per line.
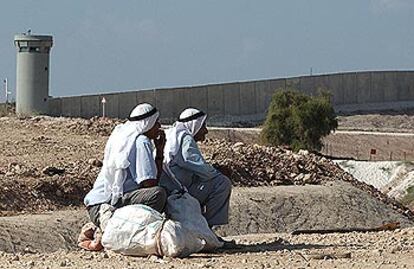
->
[14, 33, 53, 115]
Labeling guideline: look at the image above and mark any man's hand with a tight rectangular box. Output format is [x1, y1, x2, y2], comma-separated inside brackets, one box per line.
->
[141, 179, 158, 188]
[154, 129, 166, 153]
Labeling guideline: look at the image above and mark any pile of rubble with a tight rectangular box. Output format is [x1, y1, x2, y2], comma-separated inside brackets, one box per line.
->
[0, 160, 101, 215]
[62, 116, 121, 136]
[201, 139, 414, 220]
[203, 140, 334, 186]
[18, 116, 120, 136]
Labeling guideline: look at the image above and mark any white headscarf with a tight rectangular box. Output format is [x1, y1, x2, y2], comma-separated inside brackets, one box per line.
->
[163, 108, 207, 177]
[101, 103, 159, 205]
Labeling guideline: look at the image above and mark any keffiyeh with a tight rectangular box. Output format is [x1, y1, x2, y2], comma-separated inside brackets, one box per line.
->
[163, 108, 207, 183]
[100, 103, 159, 205]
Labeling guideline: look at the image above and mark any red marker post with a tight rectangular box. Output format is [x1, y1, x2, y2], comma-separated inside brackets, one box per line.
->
[370, 148, 376, 161]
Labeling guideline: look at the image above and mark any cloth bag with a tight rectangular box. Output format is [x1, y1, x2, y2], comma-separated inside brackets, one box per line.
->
[101, 204, 166, 256]
[101, 191, 223, 257]
[166, 191, 223, 251]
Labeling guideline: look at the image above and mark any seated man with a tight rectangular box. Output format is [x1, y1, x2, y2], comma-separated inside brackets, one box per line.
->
[84, 103, 167, 231]
[160, 108, 232, 231]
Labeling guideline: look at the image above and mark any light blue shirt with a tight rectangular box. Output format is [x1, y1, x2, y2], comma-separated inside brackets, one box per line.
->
[160, 134, 220, 191]
[84, 135, 157, 206]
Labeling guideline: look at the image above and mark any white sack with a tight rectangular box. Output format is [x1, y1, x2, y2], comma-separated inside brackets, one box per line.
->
[160, 220, 205, 257]
[166, 192, 223, 251]
[101, 204, 163, 256]
[101, 203, 207, 257]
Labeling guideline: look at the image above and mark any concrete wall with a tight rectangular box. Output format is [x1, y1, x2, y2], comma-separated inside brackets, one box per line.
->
[48, 71, 414, 125]
[0, 103, 7, 116]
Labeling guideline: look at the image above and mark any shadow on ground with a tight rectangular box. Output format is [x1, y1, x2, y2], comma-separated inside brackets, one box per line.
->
[201, 237, 342, 256]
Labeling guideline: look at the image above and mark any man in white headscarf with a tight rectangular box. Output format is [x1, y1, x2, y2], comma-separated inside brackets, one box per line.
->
[160, 108, 232, 229]
[84, 103, 167, 230]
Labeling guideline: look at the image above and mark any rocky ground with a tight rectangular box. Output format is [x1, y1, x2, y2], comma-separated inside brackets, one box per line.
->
[337, 111, 414, 133]
[1, 228, 414, 269]
[0, 114, 413, 268]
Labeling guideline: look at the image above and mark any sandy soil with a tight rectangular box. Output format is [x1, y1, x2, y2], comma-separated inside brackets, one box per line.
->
[0, 229, 413, 269]
[337, 112, 414, 133]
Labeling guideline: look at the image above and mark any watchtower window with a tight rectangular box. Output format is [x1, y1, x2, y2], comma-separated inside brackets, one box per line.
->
[19, 46, 49, 53]
[29, 47, 40, 52]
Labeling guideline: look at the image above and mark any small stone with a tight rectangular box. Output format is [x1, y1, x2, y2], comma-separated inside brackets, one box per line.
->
[24, 247, 36, 254]
[373, 249, 383, 255]
[88, 158, 103, 167]
[42, 166, 65, 176]
[83, 255, 93, 260]
[392, 246, 402, 252]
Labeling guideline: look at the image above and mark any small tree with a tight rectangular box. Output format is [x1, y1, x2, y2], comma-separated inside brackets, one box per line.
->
[261, 89, 338, 152]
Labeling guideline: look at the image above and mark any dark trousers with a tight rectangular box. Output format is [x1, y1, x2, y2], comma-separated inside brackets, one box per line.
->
[87, 186, 167, 227]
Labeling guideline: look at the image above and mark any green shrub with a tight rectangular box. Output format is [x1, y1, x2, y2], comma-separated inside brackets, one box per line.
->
[401, 185, 414, 208]
[261, 89, 338, 152]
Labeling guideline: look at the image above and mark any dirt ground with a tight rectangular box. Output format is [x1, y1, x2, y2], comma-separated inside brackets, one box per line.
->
[0, 228, 414, 269]
[0, 114, 414, 268]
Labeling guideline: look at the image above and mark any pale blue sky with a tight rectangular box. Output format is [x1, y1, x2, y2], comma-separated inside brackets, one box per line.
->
[1, 0, 414, 102]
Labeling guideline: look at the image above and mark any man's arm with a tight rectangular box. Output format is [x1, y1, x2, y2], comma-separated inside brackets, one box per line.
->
[179, 135, 220, 180]
[154, 130, 165, 180]
[134, 137, 158, 188]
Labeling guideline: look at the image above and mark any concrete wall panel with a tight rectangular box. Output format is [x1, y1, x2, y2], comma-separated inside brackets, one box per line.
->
[189, 86, 208, 112]
[313, 75, 332, 103]
[136, 89, 155, 106]
[154, 89, 175, 120]
[255, 80, 270, 114]
[118, 92, 138, 119]
[313, 75, 330, 91]
[370, 72, 386, 103]
[382, 72, 399, 102]
[326, 74, 344, 105]
[396, 72, 410, 101]
[299, 76, 315, 96]
[342, 73, 358, 104]
[207, 84, 224, 116]
[356, 73, 371, 104]
[255, 79, 285, 115]
[269, 79, 286, 93]
[223, 83, 240, 116]
[48, 98, 62, 116]
[285, 77, 300, 90]
[99, 94, 119, 118]
[266, 79, 285, 108]
[81, 95, 100, 118]
[407, 71, 414, 100]
[173, 88, 191, 116]
[61, 97, 81, 117]
[239, 82, 256, 115]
